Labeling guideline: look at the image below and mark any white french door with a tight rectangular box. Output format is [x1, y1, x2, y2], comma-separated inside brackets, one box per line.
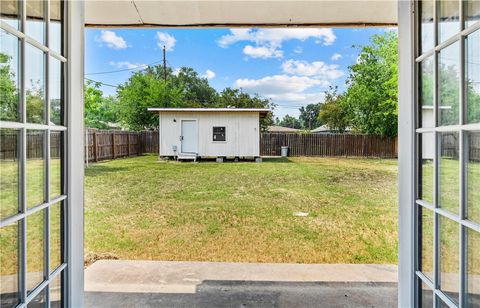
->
[0, 0, 84, 306]
[414, 0, 480, 307]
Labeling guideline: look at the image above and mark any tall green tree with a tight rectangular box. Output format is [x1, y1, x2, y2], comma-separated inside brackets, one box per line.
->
[84, 81, 120, 129]
[85, 80, 106, 128]
[278, 114, 301, 129]
[318, 86, 350, 133]
[342, 31, 398, 137]
[86, 65, 275, 131]
[174, 67, 218, 106]
[26, 80, 45, 123]
[0, 53, 19, 121]
[216, 87, 275, 130]
[299, 103, 321, 130]
[116, 71, 185, 130]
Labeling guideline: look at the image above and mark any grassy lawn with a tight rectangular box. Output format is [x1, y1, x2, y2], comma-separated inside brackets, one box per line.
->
[85, 154, 399, 264]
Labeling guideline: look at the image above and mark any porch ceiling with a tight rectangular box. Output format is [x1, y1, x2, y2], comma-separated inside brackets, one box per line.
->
[85, 0, 398, 27]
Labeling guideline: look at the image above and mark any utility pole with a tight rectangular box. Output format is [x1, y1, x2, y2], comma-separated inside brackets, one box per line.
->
[163, 45, 167, 82]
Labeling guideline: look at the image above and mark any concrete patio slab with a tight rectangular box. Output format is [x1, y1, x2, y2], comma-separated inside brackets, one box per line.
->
[85, 260, 398, 307]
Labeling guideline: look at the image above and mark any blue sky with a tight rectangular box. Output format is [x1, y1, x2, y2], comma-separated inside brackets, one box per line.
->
[85, 27, 394, 118]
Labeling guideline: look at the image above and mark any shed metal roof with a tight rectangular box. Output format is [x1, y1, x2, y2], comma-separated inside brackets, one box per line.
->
[148, 108, 270, 118]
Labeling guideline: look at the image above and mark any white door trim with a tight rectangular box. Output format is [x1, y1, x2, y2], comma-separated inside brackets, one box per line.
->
[67, 0, 85, 306]
[397, 0, 416, 307]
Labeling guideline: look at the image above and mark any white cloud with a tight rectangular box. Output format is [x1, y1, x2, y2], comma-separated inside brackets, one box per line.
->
[243, 45, 283, 59]
[293, 46, 303, 54]
[202, 69, 216, 80]
[218, 28, 335, 59]
[235, 73, 331, 118]
[331, 53, 342, 61]
[235, 58, 343, 115]
[269, 92, 326, 104]
[172, 68, 181, 76]
[96, 31, 127, 49]
[109, 61, 147, 69]
[281, 60, 344, 79]
[156, 32, 176, 51]
[219, 28, 336, 47]
[235, 75, 329, 95]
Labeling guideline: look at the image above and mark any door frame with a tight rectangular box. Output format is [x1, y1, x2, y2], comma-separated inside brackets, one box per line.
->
[67, 0, 85, 306]
[180, 119, 198, 154]
[397, 1, 416, 307]
[65, 1, 418, 307]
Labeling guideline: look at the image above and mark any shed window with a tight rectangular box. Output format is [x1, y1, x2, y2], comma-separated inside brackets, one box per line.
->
[213, 126, 226, 141]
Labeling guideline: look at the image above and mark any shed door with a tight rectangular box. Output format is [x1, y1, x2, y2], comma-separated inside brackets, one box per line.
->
[181, 120, 197, 154]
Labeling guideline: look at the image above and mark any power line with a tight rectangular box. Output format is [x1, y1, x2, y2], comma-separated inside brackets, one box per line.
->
[83, 78, 317, 110]
[84, 77, 119, 88]
[85, 60, 163, 76]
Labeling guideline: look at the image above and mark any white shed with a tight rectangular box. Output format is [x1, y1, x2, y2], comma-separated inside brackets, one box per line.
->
[148, 108, 270, 160]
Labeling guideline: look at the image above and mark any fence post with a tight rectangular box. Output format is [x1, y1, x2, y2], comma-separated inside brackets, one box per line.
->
[127, 133, 131, 156]
[112, 131, 116, 159]
[84, 128, 90, 168]
[362, 135, 366, 156]
[93, 131, 98, 162]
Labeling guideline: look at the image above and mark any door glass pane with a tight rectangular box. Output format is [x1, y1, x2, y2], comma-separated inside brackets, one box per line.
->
[420, 207, 434, 280]
[26, 0, 45, 44]
[421, 281, 433, 307]
[26, 130, 45, 209]
[420, 0, 434, 53]
[439, 216, 459, 304]
[467, 229, 480, 307]
[439, 41, 460, 126]
[50, 273, 62, 308]
[466, 0, 480, 28]
[466, 30, 480, 124]
[27, 286, 46, 307]
[0, 222, 19, 307]
[0, 30, 20, 122]
[49, 57, 62, 126]
[467, 131, 480, 223]
[26, 209, 45, 294]
[439, 132, 460, 215]
[438, 298, 451, 308]
[0, 129, 19, 219]
[26, 44, 45, 124]
[420, 57, 434, 128]
[0, 0, 20, 30]
[439, 0, 460, 43]
[421, 133, 435, 204]
[50, 202, 62, 272]
[50, 132, 62, 199]
[50, 0, 62, 54]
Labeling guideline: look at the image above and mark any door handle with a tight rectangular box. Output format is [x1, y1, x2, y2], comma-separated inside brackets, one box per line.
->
[180, 136, 184, 141]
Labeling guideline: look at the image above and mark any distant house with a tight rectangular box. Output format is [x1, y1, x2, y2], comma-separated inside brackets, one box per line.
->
[267, 126, 300, 133]
[148, 108, 269, 160]
[311, 125, 351, 134]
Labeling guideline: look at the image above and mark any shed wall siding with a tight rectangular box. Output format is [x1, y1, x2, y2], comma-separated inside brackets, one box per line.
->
[158, 112, 260, 157]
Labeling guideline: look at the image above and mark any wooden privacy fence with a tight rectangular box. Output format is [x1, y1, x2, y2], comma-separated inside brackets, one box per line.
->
[440, 132, 480, 162]
[260, 133, 398, 158]
[0, 131, 62, 160]
[85, 130, 399, 161]
[86, 129, 159, 162]
[87, 129, 141, 162]
[3, 129, 480, 162]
